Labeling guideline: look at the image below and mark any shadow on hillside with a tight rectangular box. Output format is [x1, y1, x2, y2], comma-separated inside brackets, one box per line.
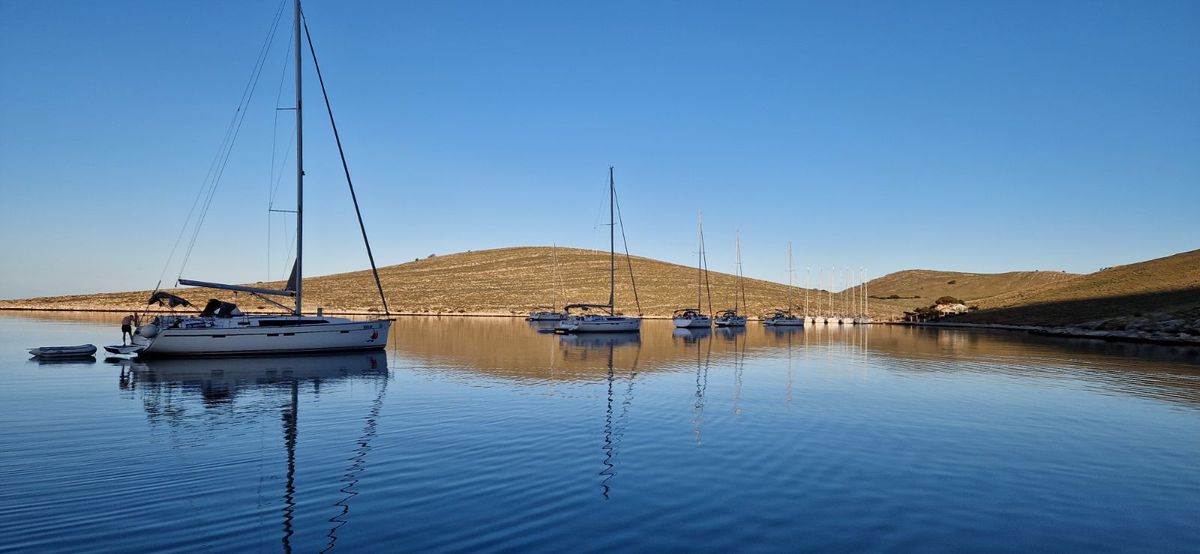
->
[956, 287, 1200, 327]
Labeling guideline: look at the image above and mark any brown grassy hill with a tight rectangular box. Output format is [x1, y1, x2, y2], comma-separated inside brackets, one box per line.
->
[957, 249, 1200, 327]
[0, 247, 908, 319]
[867, 269, 1079, 306]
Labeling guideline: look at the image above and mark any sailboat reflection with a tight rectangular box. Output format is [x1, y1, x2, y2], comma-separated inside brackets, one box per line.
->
[692, 326, 712, 446]
[714, 325, 746, 343]
[672, 327, 712, 344]
[558, 332, 641, 349]
[558, 336, 643, 499]
[121, 352, 388, 553]
[726, 325, 747, 417]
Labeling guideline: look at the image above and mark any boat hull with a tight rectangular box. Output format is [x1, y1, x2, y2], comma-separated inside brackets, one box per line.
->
[555, 316, 641, 333]
[136, 319, 391, 357]
[764, 318, 805, 327]
[672, 316, 712, 328]
[526, 312, 566, 321]
[714, 316, 747, 327]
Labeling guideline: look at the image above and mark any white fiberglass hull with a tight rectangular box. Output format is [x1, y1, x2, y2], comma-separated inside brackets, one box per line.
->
[135, 317, 390, 357]
[765, 318, 805, 327]
[555, 316, 641, 333]
[672, 316, 712, 328]
[714, 316, 747, 327]
[527, 312, 566, 321]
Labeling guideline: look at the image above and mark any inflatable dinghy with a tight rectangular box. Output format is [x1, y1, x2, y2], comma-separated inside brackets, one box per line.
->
[28, 344, 97, 359]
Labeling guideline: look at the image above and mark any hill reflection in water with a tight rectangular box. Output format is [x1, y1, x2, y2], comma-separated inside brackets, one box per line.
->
[383, 317, 1200, 407]
[2, 313, 1198, 553]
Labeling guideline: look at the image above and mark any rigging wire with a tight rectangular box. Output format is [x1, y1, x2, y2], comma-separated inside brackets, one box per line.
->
[175, 0, 289, 283]
[153, 83, 243, 291]
[268, 22, 295, 281]
[302, 10, 391, 315]
[612, 185, 642, 315]
[700, 220, 713, 315]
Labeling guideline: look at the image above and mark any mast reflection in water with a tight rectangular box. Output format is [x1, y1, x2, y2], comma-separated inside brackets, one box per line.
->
[124, 352, 388, 553]
[557, 333, 642, 499]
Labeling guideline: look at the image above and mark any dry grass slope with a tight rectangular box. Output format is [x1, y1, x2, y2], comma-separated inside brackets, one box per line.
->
[959, 249, 1200, 326]
[0, 246, 909, 319]
[867, 269, 1078, 305]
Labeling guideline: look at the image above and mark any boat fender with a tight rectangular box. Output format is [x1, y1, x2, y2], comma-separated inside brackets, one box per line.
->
[137, 324, 160, 338]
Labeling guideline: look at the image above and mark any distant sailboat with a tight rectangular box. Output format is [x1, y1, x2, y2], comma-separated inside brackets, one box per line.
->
[855, 267, 873, 324]
[763, 242, 804, 327]
[812, 268, 826, 325]
[840, 268, 855, 325]
[555, 168, 642, 333]
[674, 213, 713, 329]
[714, 231, 748, 327]
[527, 244, 566, 321]
[825, 268, 835, 323]
[131, 0, 390, 357]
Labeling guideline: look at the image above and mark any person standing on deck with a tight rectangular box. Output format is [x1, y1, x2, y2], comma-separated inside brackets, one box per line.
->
[120, 313, 138, 345]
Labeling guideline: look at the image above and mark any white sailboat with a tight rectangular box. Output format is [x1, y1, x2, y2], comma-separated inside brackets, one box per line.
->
[555, 168, 642, 334]
[714, 230, 748, 327]
[855, 267, 873, 324]
[763, 242, 804, 327]
[812, 268, 826, 325]
[839, 268, 856, 325]
[527, 244, 567, 321]
[131, 0, 391, 357]
[673, 213, 713, 329]
[831, 267, 839, 324]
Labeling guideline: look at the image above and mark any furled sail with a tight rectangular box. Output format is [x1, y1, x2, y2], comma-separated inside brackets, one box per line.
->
[284, 259, 299, 293]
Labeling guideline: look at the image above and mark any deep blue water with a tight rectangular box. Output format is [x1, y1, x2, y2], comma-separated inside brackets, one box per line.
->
[1, 313, 1198, 552]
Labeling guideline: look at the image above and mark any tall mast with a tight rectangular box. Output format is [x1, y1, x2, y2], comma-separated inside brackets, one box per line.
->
[552, 243, 560, 310]
[696, 212, 702, 310]
[608, 166, 615, 311]
[700, 214, 712, 315]
[293, 0, 304, 315]
[787, 242, 793, 313]
[735, 230, 743, 312]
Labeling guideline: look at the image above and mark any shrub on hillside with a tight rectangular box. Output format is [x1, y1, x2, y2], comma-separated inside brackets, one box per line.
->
[935, 296, 964, 305]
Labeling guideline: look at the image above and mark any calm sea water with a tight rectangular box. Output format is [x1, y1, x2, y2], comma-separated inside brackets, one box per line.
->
[1, 313, 1197, 553]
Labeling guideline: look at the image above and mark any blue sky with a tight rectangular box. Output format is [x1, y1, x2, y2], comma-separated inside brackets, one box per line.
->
[1, 0, 1197, 298]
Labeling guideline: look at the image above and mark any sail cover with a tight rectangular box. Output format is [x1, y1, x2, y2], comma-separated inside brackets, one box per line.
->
[200, 299, 242, 318]
[147, 291, 192, 308]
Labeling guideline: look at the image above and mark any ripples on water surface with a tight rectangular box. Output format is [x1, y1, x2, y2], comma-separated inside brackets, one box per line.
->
[1, 313, 1198, 552]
